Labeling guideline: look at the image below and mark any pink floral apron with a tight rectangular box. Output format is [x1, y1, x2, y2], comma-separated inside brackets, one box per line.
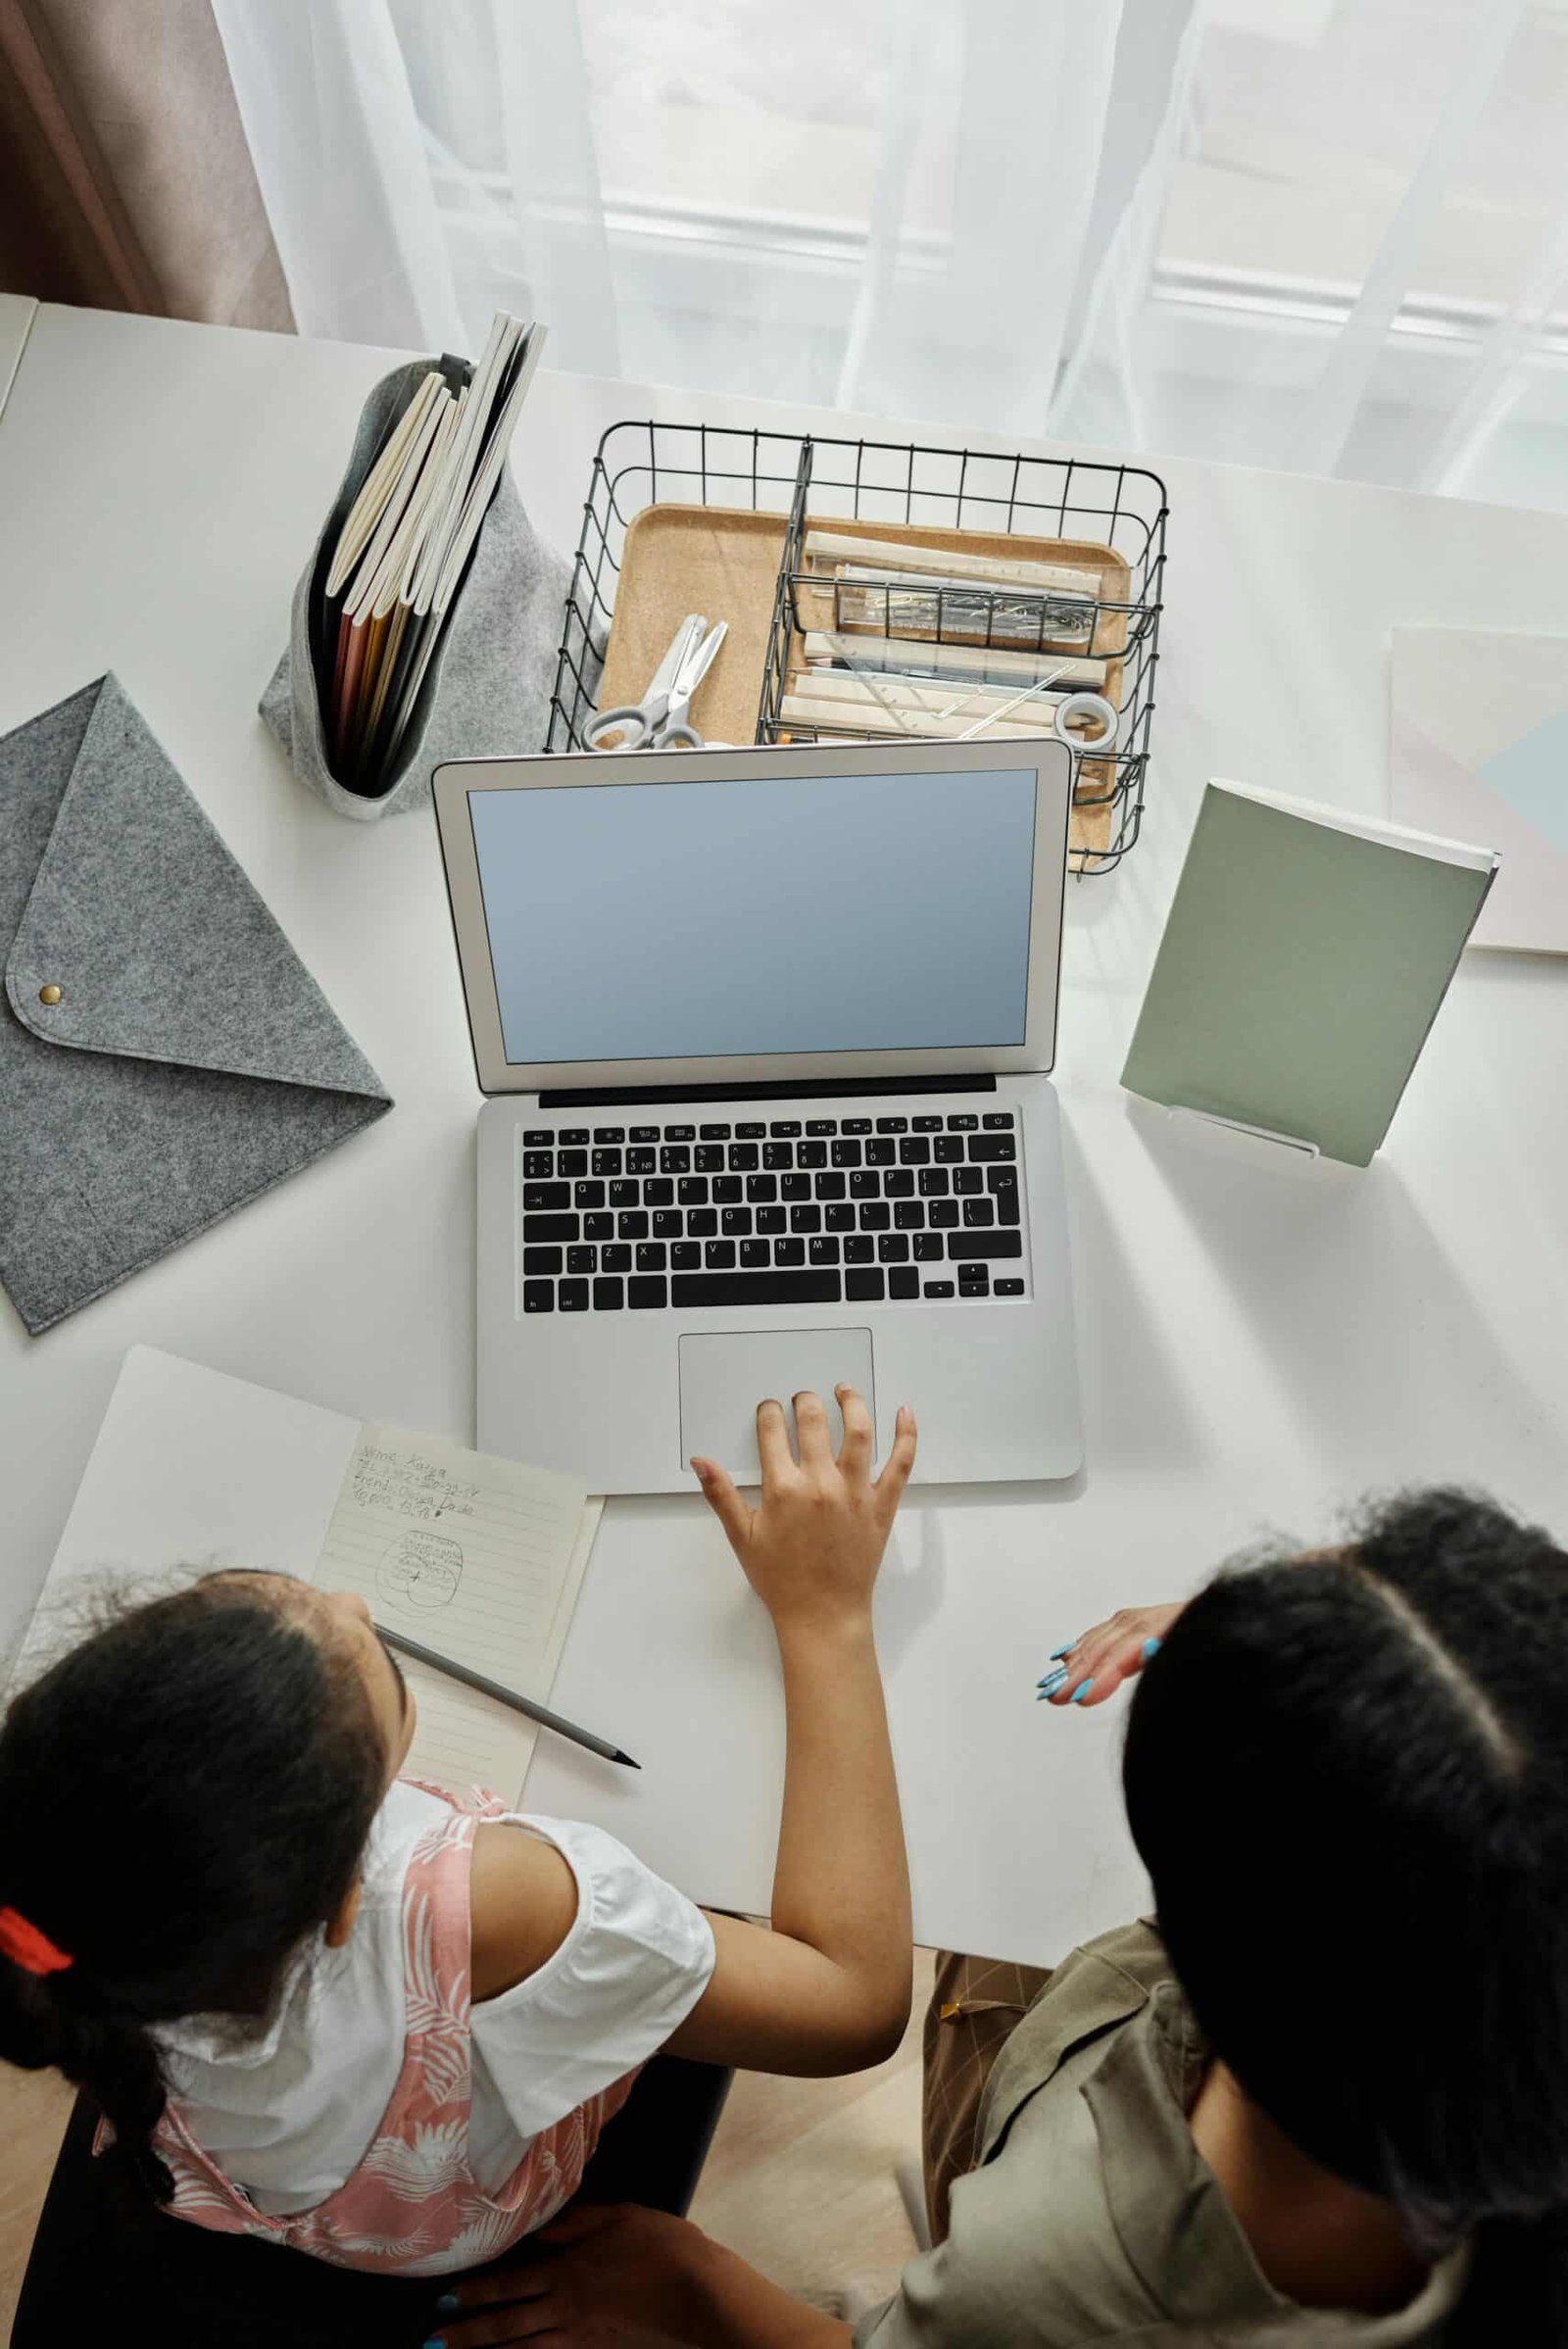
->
[149, 1783, 638, 2276]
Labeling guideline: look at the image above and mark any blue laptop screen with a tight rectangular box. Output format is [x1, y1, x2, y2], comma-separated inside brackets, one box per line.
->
[466, 764, 1038, 1063]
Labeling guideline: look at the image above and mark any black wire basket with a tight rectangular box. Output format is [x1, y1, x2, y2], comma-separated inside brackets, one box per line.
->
[547, 421, 1167, 874]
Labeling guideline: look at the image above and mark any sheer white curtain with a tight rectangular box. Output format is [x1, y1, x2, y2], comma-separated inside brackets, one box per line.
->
[212, 0, 1568, 509]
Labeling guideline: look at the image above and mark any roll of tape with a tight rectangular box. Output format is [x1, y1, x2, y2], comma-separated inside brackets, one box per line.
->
[1054, 691, 1118, 751]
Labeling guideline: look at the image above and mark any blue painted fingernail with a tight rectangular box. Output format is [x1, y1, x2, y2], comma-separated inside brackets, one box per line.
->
[1142, 1637, 1161, 1660]
[1049, 1640, 1073, 1661]
[1036, 1668, 1067, 1696]
[1072, 1679, 1093, 1703]
[436, 2294, 461, 2315]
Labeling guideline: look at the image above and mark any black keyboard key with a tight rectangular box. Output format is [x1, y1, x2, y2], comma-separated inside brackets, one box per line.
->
[913, 1114, 943, 1132]
[560, 1128, 590, 1146]
[626, 1148, 656, 1176]
[914, 1232, 944, 1260]
[997, 1190, 1021, 1227]
[700, 1123, 732, 1141]
[769, 1120, 801, 1137]
[558, 1149, 588, 1179]
[661, 1146, 691, 1174]
[807, 1118, 837, 1136]
[602, 1243, 632, 1272]
[575, 1179, 607, 1210]
[652, 1208, 683, 1239]
[924, 1280, 955, 1298]
[875, 1115, 907, 1133]
[694, 1146, 725, 1173]
[757, 1204, 786, 1234]
[986, 1166, 1018, 1193]
[815, 1170, 847, 1200]
[629, 1276, 667, 1310]
[636, 1242, 667, 1271]
[995, 1278, 1025, 1297]
[666, 1124, 696, 1142]
[929, 1199, 960, 1229]
[593, 1276, 625, 1310]
[947, 1113, 978, 1131]
[609, 1178, 639, 1207]
[593, 1126, 625, 1144]
[969, 1134, 1016, 1162]
[523, 1150, 554, 1180]
[746, 1173, 778, 1204]
[763, 1142, 794, 1170]
[566, 1245, 596, 1275]
[933, 1135, 964, 1163]
[948, 1231, 1022, 1260]
[889, 1266, 920, 1300]
[842, 1116, 872, 1135]
[850, 1169, 880, 1199]
[797, 1140, 827, 1169]
[712, 1176, 743, 1204]
[523, 1281, 554, 1313]
[918, 1166, 950, 1197]
[775, 1236, 806, 1266]
[706, 1240, 737, 1270]
[740, 1239, 770, 1268]
[523, 1182, 569, 1211]
[809, 1235, 841, 1266]
[960, 1277, 990, 1298]
[721, 1206, 753, 1236]
[790, 1202, 821, 1234]
[736, 1121, 766, 1138]
[962, 1198, 996, 1227]
[865, 1138, 896, 1166]
[845, 1234, 874, 1263]
[523, 1246, 563, 1276]
[523, 1129, 552, 1147]
[846, 1268, 885, 1301]
[644, 1177, 674, 1207]
[583, 1211, 613, 1241]
[825, 1201, 856, 1231]
[878, 1233, 909, 1263]
[899, 1136, 931, 1165]
[559, 1279, 589, 1312]
[670, 1270, 843, 1308]
[953, 1167, 984, 1196]
[831, 1138, 863, 1169]
[884, 1169, 914, 1198]
[729, 1143, 760, 1172]
[677, 1176, 709, 1205]
[983, 1112, 1013, 1130]
[894, 1200, 925, 1230]
[631, 1125, 660, 1144]
[687, 1207, 718, 1238]
[671, 1241, 701, 1269]
[859, 1201, 891, 1231]
[781, 1172, 811, 1201]
[523, 1212, 578, 1245]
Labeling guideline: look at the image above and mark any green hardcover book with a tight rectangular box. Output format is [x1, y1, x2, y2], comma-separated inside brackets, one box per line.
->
[1120, 780, 1497, 1166]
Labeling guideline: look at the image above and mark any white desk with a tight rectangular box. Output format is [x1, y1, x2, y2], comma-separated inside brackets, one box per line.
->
[3, 304, 1566, 1961]
[0, 296, 36, 420]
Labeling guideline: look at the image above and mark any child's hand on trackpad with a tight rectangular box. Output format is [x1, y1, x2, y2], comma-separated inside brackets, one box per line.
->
[692, 1387, 915, 1636]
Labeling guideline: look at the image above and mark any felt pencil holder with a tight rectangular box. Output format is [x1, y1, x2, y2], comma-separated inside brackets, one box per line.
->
[260, 357, 569, 822]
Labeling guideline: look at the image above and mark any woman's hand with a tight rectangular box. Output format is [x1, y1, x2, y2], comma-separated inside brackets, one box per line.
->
[1038, 1603, 1183, 1708]
[431, 2205, 705, 2343]
[693, 1388, 916, 1639]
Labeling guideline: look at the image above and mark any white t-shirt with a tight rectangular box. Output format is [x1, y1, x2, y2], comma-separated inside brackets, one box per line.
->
[158, 1781, 716, 2215]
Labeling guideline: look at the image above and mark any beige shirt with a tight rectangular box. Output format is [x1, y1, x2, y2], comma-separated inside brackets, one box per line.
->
[857, 1922, 1467, 2348]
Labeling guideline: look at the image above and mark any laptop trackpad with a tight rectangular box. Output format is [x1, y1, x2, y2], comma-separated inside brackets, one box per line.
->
[679, 1328, 876, 1478]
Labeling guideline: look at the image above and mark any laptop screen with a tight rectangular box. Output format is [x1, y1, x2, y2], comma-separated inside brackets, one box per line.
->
[466, 764, 1039, 1065]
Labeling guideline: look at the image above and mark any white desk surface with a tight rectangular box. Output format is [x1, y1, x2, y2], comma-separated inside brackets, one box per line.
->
[3, 303, 1566, 1961]
[0, 296, 36, 420]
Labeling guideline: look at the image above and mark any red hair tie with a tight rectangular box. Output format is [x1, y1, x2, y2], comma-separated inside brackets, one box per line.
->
[0, 1905, 73, 1977]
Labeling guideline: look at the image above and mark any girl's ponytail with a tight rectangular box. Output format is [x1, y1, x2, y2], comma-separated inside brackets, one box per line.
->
[0, 1954, 173, 2201]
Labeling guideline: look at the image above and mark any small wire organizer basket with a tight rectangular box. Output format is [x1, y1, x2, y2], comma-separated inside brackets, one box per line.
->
[547, 421, 1168, 874]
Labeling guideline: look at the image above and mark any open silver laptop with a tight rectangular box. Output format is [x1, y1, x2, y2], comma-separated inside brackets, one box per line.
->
[432, 737, 1081, 1492]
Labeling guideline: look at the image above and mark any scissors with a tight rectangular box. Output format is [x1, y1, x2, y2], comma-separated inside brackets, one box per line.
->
[585, 614, 728, 751]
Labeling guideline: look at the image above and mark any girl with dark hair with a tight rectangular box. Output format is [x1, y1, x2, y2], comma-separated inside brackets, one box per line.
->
[434, 1488, 1568, 2344]
[0, 1389, 917, 2280]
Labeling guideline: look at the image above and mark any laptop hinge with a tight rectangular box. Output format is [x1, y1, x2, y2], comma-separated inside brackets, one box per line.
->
[538, 1074, 1000, 1109]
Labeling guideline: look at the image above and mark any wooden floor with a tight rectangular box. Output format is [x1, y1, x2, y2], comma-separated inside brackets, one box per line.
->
[0, 1955, 932, 2340]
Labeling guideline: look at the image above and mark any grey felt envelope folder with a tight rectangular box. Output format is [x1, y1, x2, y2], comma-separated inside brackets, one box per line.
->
[1, 676, 392, 1335]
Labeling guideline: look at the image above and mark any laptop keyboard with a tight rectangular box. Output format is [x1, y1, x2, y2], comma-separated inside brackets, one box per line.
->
[517, 1110, 1025, 1314]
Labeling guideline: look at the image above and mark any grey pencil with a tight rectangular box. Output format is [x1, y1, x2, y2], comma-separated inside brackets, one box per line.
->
[375, 1622, 639, 1769]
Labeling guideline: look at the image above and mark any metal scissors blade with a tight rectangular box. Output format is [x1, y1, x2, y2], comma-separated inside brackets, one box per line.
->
[584, 613, 710, 752]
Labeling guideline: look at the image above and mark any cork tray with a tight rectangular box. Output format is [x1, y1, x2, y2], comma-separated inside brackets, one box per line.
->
[592, 504, 1130, 863]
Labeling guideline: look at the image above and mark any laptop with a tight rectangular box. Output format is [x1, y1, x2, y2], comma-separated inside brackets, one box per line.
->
[432, 736, 1081, 1492]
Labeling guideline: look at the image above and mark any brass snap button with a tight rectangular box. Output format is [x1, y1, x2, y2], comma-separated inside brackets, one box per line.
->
[38, 984, 63, 1006]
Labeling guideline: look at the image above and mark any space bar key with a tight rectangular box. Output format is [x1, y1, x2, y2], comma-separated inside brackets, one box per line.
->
[671, 1270, 843, 1308]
